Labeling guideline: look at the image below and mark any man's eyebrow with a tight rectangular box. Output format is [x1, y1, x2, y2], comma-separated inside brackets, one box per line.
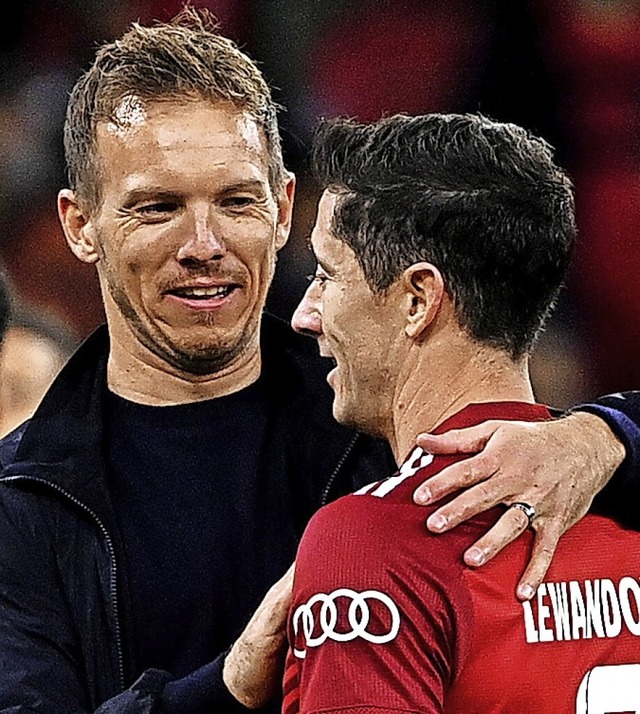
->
[218, 179, 268, 195]
[121, 180, 267, 207]
[122, 188, 180, 207]
[315, 256, 335, 276]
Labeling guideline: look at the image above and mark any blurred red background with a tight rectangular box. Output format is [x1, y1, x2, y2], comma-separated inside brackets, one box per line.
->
[1, 0, 638, 408]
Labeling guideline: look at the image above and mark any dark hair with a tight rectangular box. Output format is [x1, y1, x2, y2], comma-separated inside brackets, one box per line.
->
[64, 6, 286, 212]
[311, 113, 576, 358]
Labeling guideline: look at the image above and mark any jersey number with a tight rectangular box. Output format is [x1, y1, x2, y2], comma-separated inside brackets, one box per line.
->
[576, 663, 640, 713]
[355, 447, 433, 498]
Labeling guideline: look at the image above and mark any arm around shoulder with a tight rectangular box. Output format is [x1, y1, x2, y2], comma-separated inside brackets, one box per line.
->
[571, 390, 640, 526]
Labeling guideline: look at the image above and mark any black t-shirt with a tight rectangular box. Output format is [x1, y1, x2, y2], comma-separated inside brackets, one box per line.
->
[105, 378, 303, 684]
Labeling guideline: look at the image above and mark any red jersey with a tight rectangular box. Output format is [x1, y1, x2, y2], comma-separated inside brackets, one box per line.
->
[284, 402, 640, 714]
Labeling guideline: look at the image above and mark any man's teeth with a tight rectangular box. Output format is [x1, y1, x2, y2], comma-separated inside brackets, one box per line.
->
[178, 285, 231, 298]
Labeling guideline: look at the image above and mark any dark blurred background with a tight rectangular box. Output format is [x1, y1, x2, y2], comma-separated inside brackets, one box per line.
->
[0, 0, 639, 412]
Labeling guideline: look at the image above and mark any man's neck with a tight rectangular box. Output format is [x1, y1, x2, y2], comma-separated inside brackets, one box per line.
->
[107, 334, 262, 406]
[390, 334, 534, 463]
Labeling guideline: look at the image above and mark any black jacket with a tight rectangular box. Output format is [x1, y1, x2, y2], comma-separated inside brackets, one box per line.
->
[0, 315, 395, 714]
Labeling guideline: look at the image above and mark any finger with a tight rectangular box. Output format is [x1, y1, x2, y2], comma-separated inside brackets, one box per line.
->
[515, 526, 561, 601]
[425, 478, 502, 532]
[416, 420, 503, 455]
[461, 507, 530, 567]
[415, 452, 498, 506]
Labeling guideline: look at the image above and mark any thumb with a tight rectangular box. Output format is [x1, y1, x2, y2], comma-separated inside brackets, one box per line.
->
[416, 420, 502, 455]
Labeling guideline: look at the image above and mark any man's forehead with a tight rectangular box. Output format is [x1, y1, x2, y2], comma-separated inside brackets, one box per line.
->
[317, 189, 340, 221]
[311, 191, 341, 250]
[105, 95, 147, 137]
[310, 220, 338, 259]
[99, 97, 265, 153]
[310, 225, 353, 276]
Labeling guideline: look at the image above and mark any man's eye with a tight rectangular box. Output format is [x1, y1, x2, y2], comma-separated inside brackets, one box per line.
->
[221, 196, 256, 208]
[136, 202, 177, 216]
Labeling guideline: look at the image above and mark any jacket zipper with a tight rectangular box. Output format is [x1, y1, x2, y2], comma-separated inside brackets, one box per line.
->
[1, 475, 125, 690]
[320, 432, 360, 506]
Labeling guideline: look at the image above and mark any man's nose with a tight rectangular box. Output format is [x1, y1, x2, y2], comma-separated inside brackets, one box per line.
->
[177, 214, 226, 264]
[291, 283, 322, 337]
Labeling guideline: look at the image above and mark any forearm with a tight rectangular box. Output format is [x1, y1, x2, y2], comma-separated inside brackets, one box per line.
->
[113, 563, 294, 714]
[222, 564, 294, 709]
[571, 391, 640, 526]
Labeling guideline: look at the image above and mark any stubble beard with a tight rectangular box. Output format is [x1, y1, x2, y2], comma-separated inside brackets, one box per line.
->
[97, 232, 276, 377]
[106, 276, 261, 377]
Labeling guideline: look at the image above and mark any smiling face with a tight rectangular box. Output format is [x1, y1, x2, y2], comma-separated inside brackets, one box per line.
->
[292, 190, 403, 438]
[60, 99, 293, 376]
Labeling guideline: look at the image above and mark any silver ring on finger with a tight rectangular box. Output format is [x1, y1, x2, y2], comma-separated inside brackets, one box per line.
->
[510, 501, 537, 527]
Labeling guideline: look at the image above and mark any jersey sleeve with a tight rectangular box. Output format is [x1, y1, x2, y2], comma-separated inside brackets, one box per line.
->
[572, 391, 640, 528]
[285, 495, 473, 714]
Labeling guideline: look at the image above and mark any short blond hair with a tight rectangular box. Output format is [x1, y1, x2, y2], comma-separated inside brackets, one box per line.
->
[63, 7, 286, 212]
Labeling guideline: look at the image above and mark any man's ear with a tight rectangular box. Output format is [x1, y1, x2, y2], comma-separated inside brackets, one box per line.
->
[275, 172, 296, 251]
[402, 262, 445, 339]
[58, 189, 100, 265]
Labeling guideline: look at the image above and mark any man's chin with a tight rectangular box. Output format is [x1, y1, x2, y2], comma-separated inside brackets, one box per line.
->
[333, 398, 385, 440]
[169, 351, 237, 375]
[151, 330, 253, 376]
[169, 338, 251, 374]
[332, 399, 359, 430]
[160, 311, 260, 364]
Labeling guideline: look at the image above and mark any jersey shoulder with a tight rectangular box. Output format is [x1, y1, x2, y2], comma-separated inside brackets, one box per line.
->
[299, 444, 488, 590]
[303, 446, 436, 548]
[351, 445, 435, 504]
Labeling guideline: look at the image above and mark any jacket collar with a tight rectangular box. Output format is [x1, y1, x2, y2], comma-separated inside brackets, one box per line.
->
[1, 324, 112, 523]
[0, 314, 354, 519]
